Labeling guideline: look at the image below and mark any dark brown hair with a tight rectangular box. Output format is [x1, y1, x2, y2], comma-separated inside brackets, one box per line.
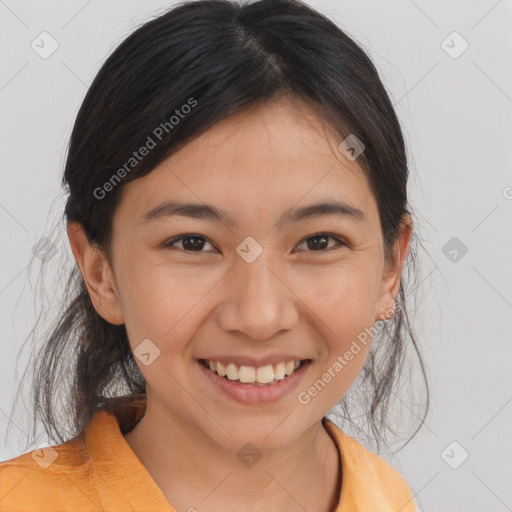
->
[10, 0, 429, 454]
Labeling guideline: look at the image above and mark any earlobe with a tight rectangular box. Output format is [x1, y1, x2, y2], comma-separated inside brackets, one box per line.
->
[66, 221, 124, 325]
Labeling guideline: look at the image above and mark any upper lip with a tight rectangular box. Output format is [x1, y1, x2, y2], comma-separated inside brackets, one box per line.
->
[198, 354, 310, 367]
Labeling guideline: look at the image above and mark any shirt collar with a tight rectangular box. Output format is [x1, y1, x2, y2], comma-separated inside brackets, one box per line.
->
[85, 394, 361, 511]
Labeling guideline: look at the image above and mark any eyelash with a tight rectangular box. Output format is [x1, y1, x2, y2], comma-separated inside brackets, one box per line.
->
[163, 233, 347, 254]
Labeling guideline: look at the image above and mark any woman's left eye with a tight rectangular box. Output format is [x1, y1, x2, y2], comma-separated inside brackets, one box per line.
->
[163, 233, 345, 253]
[294, 233, 345, 252]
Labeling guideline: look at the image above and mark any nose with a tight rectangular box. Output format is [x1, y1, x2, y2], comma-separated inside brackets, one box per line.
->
[215, 253, 299, 341]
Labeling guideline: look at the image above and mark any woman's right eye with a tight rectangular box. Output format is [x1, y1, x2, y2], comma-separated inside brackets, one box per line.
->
[163, 234, 216, 252]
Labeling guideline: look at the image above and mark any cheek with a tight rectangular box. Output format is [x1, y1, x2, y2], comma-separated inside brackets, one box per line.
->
[294, 263, 379, 381]
[116, 260, 218, 352]
[293, 260, 380, 330]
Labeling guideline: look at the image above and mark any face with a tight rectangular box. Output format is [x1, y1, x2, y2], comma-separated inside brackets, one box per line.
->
[70, 97, 410, 453]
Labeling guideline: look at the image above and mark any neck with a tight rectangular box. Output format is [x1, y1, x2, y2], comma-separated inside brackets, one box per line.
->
[123, 401, 341, 512]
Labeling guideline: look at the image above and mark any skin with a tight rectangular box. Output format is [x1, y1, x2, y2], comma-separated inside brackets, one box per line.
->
[67, 96, 412, 512]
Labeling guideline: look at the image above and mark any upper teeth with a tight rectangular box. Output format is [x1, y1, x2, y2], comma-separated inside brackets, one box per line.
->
[207, 359, 301, 384]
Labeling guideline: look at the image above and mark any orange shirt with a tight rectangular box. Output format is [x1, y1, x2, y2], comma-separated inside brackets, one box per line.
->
[0, 398, 416, 511]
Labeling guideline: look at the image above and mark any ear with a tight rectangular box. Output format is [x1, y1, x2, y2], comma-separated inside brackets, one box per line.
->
[66, 221, 124, 325]
[376, 214, 413, 321]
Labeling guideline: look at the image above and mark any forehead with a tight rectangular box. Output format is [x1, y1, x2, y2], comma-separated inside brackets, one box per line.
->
[114, 97, 377, 229]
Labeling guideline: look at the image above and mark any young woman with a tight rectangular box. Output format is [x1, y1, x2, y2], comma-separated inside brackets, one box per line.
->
[0, 0, 428, 510]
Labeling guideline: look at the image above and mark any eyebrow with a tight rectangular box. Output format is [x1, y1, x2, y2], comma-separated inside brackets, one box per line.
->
[139, 199, 366, 229]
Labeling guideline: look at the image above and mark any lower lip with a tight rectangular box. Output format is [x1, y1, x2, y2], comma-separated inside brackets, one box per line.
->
[197, 360, 311, 405]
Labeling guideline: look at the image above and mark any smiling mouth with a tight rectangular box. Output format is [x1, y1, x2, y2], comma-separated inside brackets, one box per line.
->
[198, 358, 309, 386]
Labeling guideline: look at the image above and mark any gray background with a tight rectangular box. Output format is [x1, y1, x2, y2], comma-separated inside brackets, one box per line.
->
[1, 1, 511, 511]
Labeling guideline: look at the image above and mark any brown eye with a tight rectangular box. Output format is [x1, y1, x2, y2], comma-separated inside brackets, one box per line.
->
[295, 233, 345, 252]
[164, 234, 216, 252]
